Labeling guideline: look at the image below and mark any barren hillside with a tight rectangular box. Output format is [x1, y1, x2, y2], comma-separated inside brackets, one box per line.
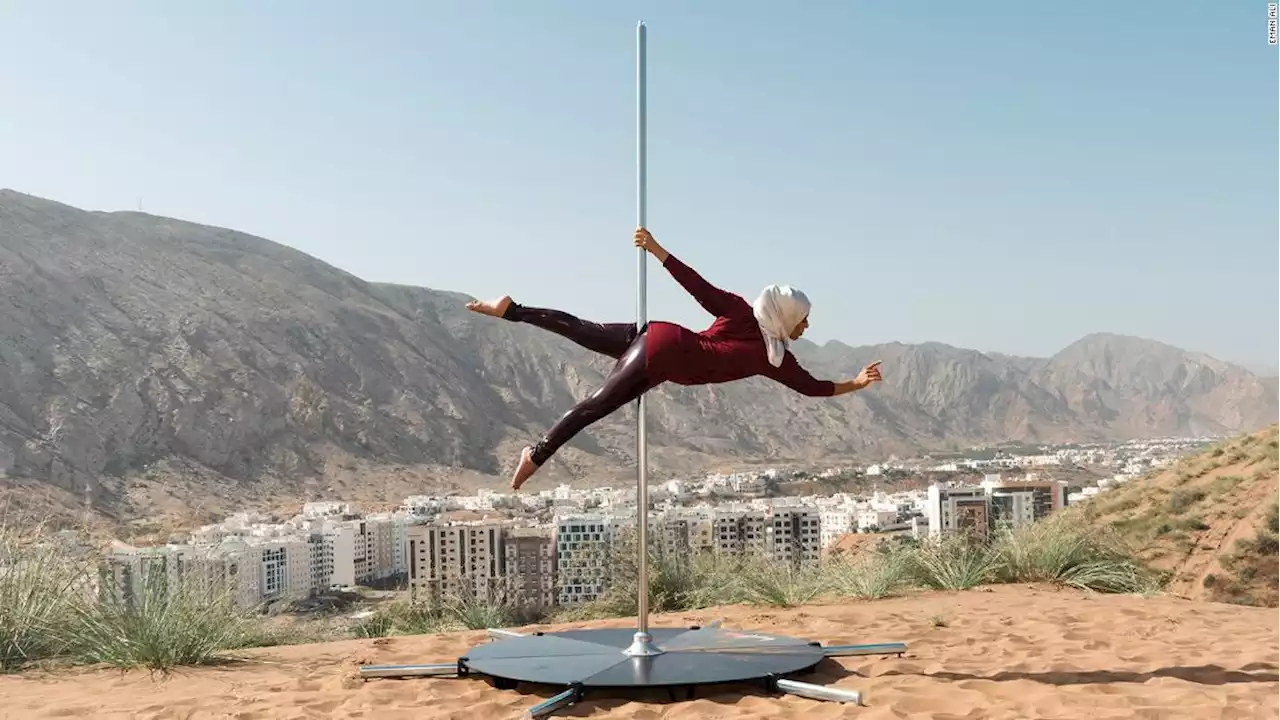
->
[1074, 424, 1279, 606]
[1, 189, 1275, 523]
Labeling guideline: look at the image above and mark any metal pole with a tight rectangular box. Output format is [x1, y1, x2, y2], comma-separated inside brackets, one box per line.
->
[775, 678, 863, 706]
[624, 20, 659, 658]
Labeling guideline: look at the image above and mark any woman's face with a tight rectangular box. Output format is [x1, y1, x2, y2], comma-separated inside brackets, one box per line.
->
[790, 314, 809, 340]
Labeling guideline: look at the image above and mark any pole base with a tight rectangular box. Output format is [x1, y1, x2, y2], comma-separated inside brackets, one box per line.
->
[621, 631, 663, 657]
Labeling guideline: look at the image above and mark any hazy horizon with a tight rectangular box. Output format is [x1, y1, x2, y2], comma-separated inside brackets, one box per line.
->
[2, 2, 1275, 369]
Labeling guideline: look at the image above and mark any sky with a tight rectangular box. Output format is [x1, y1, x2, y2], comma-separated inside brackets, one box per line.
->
[1, 1, 1276, 369]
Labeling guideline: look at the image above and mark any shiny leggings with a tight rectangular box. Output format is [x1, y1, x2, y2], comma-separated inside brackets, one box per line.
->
[503, 303, 657, 465]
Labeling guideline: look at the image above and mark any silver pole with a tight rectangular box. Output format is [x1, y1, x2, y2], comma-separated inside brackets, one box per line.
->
[357, 663, 458, 679]
[775, 678, 863, 706]
[624, 20, 659, 658]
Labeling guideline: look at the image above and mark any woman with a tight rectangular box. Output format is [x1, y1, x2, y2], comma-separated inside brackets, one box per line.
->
[466, 227, 884, 491]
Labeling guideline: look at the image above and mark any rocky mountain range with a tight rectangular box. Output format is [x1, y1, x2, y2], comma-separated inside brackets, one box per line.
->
[0, 189, 1275, 521]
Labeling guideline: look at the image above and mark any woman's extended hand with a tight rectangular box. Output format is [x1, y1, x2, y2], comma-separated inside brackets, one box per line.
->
[854, 361, 883, 389]
[633, 227, 669, 262]
[832, 361, 883, 396]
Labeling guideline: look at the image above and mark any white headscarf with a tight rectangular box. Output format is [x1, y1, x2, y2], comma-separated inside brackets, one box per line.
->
[752, 284, 811, 367]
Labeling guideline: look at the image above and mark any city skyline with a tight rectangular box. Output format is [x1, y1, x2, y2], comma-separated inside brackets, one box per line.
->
[101, 432, 1200, 612]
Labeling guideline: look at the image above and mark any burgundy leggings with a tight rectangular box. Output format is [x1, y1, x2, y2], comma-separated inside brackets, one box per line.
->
[502, 302, 657, 465]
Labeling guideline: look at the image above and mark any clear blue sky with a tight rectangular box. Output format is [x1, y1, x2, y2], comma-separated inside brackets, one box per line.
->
[2, 1, 1276, 369]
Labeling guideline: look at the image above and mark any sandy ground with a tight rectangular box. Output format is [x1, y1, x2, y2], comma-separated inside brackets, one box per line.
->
[1, 585, 1276, 720]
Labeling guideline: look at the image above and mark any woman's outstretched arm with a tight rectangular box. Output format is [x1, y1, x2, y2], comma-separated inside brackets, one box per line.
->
[634, 227, 744, 317]
[765, 358, 883, 398]
[832, 361, 883, 396]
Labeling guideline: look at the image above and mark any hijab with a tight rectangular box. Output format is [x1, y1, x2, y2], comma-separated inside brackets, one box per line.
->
[752, 284, 811, 367]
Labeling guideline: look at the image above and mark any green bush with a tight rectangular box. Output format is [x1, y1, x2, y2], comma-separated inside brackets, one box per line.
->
[0, 533, 92, 671]
[73, 571, 272, 671]
[1266, 503, 1279, 534]
[905, 533, 997, 591]
[439, 586, 528, 631]
[353, 601, 446, 638]
[826, 548, 910, 600]
[1167, 489, 1206, 515]
[993, 516, 1157, 594]
[735, 556, 827, 608]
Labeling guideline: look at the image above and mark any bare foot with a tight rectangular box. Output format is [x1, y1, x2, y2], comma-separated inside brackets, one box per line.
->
[510, 446, 540, 491]
[465, 296, 513, 318]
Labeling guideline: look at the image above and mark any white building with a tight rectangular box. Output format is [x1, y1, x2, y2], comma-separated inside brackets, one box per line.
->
[407, 523, 507, 602]
[105, 543, 262, 610]
[302, 502, 352, 518]
[855, 509, 898, 532]
[323, 523, 357, 587]
[927, 479, 1068, 539]
[819, 510, 853, 549]
[555, 514, 614, 605]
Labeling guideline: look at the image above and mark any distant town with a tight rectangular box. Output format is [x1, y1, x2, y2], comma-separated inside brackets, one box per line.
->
[104, 434, 1214, 612]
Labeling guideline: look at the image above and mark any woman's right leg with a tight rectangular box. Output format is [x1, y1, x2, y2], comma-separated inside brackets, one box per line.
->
[467, 296, 637, 359]
[511, 331, 657, 489]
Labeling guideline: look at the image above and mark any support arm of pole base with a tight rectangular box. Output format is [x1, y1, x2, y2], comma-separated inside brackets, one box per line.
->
[773, 677, 862, 706]
[358, 662, 463, 679]
[525, 684, 583, 718]
[823, 642, 907, 658]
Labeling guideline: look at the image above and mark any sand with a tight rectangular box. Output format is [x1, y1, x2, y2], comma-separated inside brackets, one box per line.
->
[1, 585, 1275, 720]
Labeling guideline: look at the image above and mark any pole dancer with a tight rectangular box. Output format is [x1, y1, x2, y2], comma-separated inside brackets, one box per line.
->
[465, 227, 885, 491]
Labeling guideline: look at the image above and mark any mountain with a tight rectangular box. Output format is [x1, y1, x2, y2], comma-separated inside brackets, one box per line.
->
[0, 189, 1275, 521]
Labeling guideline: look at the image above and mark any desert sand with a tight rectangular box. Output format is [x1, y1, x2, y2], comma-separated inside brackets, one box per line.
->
[1, 585, 1275, 720]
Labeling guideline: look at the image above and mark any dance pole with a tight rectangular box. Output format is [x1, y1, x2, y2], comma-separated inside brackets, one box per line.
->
[624, 20, 659, 658]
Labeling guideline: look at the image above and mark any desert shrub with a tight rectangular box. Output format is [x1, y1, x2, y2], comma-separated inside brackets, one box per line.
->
[826, 547, 910, 600]
[905, 533, 997, 591]
[440, 582, 541, 631]
[1249, 533, 1280, 556]
[1208, 475, 1246, 496]
[0, 532, 92, 671]
[735, 556, 828, 608]
[73, 571, 271, 671]
[1167, 489, 1205, 515]
[993, 516, 1157, 594]
[353, 601, 445, 638]
[1266, 502, 1279, 534]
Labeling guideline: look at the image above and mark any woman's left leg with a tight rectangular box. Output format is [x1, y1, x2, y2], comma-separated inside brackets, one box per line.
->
[510, 331, 658, 490]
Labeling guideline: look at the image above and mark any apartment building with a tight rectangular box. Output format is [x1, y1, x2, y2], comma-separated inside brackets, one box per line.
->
[856, 509, 898, 532]
[712, 509, 768, 556]
[323, 523, 358, 587]
[819, 510, 853, 549]
[768, 508, 821, 566]
[555, 515, 614, 605]
[926, 484, 991, 540]
[407, 523, 506, 602]
[252, 539, 310, 600]
[104, 544, 262, 610]
[504, 527, 556, 610]
[362, 517, 397, 581]
[926, 479, 1067, 539]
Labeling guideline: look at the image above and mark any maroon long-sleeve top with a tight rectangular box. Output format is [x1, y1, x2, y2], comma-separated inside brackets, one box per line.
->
[643, 255, 836, 397]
